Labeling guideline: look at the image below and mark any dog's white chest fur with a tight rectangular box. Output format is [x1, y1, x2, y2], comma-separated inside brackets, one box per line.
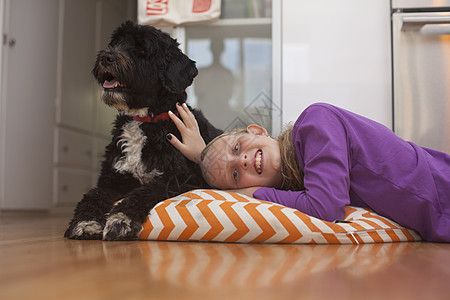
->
[113, 120, 161, 184]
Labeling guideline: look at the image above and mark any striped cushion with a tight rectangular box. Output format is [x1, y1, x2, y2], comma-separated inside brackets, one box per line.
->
[139, 189, 422, 244]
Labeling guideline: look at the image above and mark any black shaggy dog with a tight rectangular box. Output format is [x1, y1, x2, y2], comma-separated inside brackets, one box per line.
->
[64, 21, 222, 241]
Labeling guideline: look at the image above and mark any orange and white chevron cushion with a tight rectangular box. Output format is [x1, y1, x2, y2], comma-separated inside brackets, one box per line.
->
[138, 189, 422, 244]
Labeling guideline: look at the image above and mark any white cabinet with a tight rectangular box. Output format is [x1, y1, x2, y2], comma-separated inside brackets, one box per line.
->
[279, 0, 392, 128]
[0, 0, 135, 211]
[56, 128, 93, 168]
[185, 19, 273, 132]
[58, 0, 97, 132]
[55, 168, 92, 205]
[53, 0, 136, 207]
[0, 0, 59, 210]
[164, 1, 275, 133]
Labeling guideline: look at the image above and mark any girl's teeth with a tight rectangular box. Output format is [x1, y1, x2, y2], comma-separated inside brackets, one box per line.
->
[255, 150, 262, 174]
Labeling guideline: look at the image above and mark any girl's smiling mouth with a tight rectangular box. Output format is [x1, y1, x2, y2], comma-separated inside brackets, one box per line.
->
[255, 149, 263, 174]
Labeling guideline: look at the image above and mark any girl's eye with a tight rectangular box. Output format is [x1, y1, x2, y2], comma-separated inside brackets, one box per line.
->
[234, 143, 239, 155]
[233, 170, 238, 182]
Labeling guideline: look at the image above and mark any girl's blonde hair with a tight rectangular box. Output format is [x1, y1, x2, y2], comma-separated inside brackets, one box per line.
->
[277, 124, 304, 191]
[200, 125, 304, 191]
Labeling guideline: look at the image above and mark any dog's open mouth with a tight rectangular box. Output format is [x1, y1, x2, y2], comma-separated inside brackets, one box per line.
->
[102, 73, 127, 92]
[103, 79, 125, 90]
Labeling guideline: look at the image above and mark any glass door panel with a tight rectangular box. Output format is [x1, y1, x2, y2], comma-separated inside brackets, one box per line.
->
[185, 19, 272, 133]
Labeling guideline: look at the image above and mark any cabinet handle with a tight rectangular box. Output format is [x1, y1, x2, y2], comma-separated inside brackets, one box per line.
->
[8, 38, 16, 47]
[401, 15, 450, 31]
[3, 34, 16, 47]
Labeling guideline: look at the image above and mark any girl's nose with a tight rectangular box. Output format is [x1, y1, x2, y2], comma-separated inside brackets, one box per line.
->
[240, 153, 249, 169]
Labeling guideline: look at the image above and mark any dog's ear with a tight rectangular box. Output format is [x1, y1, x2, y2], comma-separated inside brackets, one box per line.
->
[159, 47, 198, 94]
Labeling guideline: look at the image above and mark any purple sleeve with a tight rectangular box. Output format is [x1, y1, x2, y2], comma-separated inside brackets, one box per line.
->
[253, 104, 352, 222]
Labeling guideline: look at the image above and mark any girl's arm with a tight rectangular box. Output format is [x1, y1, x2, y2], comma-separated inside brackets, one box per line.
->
[253, 104, 352, 222]
[167, 103, 206, 164]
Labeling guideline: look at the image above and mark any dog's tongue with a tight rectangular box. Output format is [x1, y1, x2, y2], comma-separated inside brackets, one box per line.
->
[103, 80, 120, 89]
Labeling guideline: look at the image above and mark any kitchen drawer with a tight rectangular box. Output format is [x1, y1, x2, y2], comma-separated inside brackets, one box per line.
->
[94, 138, 110, 171]
[55, 168, 93, 205]
[56, 128, 93, 168]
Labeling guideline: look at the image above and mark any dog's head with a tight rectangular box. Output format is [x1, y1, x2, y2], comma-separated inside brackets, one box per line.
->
[92, 21, 198, 116]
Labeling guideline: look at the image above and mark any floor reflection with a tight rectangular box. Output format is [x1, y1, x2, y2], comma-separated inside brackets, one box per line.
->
[130, 242, 412, 288]
[64, 239, 414, 290]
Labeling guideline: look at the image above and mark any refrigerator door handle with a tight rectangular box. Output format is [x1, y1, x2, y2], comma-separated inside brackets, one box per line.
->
[401, 15, 450, 31]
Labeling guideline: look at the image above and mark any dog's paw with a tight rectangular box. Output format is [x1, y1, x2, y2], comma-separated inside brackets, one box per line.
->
[103, 213, 141, 241]
[65, 221, 103, 240]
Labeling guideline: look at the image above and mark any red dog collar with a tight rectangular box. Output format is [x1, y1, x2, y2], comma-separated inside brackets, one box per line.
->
[132, 111, 179, 123]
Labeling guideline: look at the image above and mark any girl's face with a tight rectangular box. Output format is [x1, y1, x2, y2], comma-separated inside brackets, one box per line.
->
[202, 125, 283, 189]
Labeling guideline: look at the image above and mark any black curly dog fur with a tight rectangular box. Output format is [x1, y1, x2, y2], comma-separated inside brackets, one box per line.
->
[64, 21, 222, 241]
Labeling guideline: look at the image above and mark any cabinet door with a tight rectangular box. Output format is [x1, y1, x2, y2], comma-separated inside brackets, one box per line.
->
[56, 128, 93, 168]
[58, 0, 96, 132]
[281, 0, 392, 127]
[55, 169, 92, 205]
[94, 0, 131, 137]
[185, 21, 273, 133]
[0, 0, 59, 209]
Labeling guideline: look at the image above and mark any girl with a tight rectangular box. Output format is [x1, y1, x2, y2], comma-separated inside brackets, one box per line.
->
[167, 102, 450, 242]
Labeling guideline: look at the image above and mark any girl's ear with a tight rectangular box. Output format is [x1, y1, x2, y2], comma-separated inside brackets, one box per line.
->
[246, 124, 269, 136]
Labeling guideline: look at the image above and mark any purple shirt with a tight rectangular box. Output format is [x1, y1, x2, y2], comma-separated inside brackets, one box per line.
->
[253, 103, 450, 242]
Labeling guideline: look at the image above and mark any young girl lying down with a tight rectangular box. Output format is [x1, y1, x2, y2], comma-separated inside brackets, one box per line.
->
[166, 102, 450, 242]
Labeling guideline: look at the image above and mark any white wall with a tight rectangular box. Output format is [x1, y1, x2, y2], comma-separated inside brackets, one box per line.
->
[280, 0, 392, 128]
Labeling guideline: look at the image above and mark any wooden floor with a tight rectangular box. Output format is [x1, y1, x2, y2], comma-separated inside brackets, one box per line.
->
[1, 214, 450, 300]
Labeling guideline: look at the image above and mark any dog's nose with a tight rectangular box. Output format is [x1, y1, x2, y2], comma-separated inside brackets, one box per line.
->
[101, 52, 116, 64]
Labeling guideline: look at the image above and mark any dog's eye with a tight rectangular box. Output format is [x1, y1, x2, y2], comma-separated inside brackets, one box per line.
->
[137, 49, 146, 56]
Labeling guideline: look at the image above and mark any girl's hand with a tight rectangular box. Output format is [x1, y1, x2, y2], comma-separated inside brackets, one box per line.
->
[167, 103, 206, 164]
